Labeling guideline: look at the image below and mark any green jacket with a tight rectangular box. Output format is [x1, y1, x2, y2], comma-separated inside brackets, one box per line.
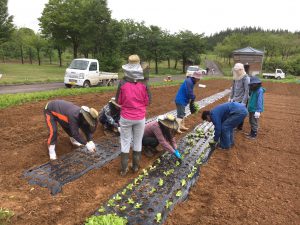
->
[248, 87, 265, 112]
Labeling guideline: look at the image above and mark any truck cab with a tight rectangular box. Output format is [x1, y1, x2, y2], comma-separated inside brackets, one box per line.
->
[262, 69, 285, 79]
[64, 58, 100, 88]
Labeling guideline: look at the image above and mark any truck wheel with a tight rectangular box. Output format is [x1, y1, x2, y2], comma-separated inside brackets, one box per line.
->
[276, 77, 281, 80]
[83, 81, 91, 88]
[65, 84, 72, 88]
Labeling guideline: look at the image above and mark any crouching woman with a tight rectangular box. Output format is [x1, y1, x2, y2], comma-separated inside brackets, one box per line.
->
[142, 114, 182, 159]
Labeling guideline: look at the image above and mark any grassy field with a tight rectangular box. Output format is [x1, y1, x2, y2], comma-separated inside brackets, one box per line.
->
[0, 63, 67, 84]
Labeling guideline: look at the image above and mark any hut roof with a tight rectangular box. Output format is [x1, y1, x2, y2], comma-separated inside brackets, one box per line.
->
[233, 46, 264, 56]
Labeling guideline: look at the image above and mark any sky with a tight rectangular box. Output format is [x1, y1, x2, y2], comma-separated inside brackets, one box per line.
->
[7, 0, 300, 36]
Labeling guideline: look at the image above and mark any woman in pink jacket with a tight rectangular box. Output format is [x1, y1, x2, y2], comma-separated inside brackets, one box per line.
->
[116, 55, 151, 176]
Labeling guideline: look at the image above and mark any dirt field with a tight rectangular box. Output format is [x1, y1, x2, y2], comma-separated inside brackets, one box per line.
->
[0, 80, 299, 225]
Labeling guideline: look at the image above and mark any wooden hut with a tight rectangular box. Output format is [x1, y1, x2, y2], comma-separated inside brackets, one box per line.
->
[232, 47, 264, 75]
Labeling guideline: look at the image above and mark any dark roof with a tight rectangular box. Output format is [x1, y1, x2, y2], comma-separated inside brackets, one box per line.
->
[233, 46, 264, 56]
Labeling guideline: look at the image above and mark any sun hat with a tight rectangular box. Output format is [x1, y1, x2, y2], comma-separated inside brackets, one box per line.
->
[80, 106, 99, 127]
[249, 76, 262, 85]
[122, 54, 144, 81]
[232, 63, 246, 80]
[109, 97, 121, 108]
[191, 71, 202, 79]
[157, 114, 179, 130]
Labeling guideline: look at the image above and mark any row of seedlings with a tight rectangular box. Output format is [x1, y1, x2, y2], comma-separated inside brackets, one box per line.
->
[85, 121, 215, 225]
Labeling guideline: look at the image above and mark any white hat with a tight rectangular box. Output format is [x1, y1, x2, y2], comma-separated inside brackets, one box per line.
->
[80, 106, 98, 127]
[122, 55, 144, 81]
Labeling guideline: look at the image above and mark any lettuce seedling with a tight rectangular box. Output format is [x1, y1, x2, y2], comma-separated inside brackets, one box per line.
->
[155, 213, 162, 223]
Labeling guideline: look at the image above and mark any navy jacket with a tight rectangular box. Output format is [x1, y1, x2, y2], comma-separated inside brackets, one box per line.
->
[210, 102, 247, 142]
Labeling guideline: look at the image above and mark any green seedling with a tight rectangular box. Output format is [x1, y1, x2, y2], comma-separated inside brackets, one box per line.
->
[188, 172, 195, 179]
[155, 213, 162, 223]
[175, 161, 180, 167]
[98, 206, 106, 213]
[127, 183, 133, 190]
[85, 214, 128, 225]
[127, 198, 135, 205]
[107, 199, 116, 207]
[121, 189, 127, 196]
[134, 203, 142, 209]
[150, 187, 156, 194]
[119, 206, 127, 211]
[158, 178, 164, 186]
[149, 165, 156, 170]
[181, 179, 186, 186]
[134, 178, 139, 185]
[176, 190, 182, 197]
[114, 194, 122, 201]
[165, 200, 173, 209]
[142, 169, 148, 176]
[156, 158, 161, 163]
[192, 166, 197, 172]
[163, 169, 174, 176]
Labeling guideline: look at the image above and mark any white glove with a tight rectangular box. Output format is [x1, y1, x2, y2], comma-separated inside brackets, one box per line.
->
[254, 112, 260, 119]
[86, 141, 96, 152]
[117, 126, 121, 132]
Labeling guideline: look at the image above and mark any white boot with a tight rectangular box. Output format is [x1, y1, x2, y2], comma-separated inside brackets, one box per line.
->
[70, 137, 83, 147]
[48, 145, 57, 160]
[176, 118, 183, 134]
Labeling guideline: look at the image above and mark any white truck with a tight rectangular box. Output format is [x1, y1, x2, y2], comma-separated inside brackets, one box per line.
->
[262, 69, 285, 79]
[64, 58, 118, 88]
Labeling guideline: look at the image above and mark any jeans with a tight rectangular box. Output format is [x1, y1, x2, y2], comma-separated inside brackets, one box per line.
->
[220, 108, 248, 148]
[142, 136, 159, 148]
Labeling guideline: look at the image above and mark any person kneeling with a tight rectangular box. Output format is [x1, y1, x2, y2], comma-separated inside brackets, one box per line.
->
[99, 97, 121, 135]
[142, 114, 182, 159]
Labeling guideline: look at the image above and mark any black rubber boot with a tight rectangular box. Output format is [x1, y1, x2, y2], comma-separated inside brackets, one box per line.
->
[120, 152, 129, 176]
[132, 151, 141, 173]
[247, 130, 257, 139]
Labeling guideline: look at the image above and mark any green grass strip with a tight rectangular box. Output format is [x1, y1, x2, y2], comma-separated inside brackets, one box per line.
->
[0, 80, 184, 109]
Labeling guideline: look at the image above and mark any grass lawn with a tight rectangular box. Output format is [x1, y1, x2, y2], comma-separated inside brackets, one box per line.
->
[0, 63, 66, 84]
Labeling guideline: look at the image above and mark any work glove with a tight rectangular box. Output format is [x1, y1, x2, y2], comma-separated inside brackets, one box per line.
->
[189, 100, 196, 114]
[86, 141, 96, 152]
[70, 137, 83, 147]
[117, 126, 121, 133]
[174, 149, 182, 159]
[254, 112, 261, 119]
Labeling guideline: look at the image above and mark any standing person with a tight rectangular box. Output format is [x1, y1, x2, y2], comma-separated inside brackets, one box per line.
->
[201, 102, 248, 150]
[247, 76, 265, 139]
[175, 71, 202, 133]
[229, 63, 250, 130]
[98, 97, 121, 134]
[142, 114, 182, 159]
[116, 54, 150, 176]
[44, 100, 98, 160]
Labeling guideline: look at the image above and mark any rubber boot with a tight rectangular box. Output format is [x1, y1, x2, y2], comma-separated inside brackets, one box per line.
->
[176, 118, 184, 134]
[247, 130, 257, 139]
[120, 152, 129, 176]
[48, 145, 57, 160]
[181, 118, 189, 131]
[132, 151, 141, 173]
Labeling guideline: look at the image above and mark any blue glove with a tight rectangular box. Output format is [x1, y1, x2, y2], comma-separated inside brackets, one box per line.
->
[174, 149, 182, 159]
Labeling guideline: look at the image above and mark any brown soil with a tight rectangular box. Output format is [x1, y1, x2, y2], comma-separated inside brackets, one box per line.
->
[0, 80, 299, 225]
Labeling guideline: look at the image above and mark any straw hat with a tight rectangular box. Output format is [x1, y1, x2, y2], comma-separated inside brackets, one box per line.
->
[157, 114, 179, 130]
[122, 54, 144, 81]
[109, 97, 121, 108]
[80, 106, 99, 127]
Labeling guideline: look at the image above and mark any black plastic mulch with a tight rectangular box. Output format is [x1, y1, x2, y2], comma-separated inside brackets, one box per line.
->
[90, 122, 215, 225]
[23, 89, 230, 195]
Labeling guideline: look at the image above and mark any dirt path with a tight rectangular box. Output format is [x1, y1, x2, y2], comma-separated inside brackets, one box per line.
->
[0, 80, 299, 225]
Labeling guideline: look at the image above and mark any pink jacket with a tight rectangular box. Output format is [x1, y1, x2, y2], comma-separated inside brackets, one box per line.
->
[144, 121, 177, 153]
[117, 81, 149, 120]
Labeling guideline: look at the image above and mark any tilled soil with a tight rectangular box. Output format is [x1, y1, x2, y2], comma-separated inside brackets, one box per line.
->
[0, 79, 299, 225]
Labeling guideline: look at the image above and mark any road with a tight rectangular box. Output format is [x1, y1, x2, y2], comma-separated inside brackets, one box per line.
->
[0, 75, 187, 95]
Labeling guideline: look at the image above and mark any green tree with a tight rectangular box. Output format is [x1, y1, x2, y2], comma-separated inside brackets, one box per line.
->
[176, 30, 205, 73]
[0, 0, 14, 44]
[40, 0, 111, 58]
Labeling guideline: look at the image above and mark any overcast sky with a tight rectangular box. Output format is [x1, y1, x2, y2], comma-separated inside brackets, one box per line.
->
[8, 0, 300, 35]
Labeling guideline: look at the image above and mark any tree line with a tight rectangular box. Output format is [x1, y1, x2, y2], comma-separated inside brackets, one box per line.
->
[1, 0, 299, 75]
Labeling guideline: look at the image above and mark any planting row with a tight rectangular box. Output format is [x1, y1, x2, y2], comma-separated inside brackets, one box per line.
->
[86, 121, 215, 225]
